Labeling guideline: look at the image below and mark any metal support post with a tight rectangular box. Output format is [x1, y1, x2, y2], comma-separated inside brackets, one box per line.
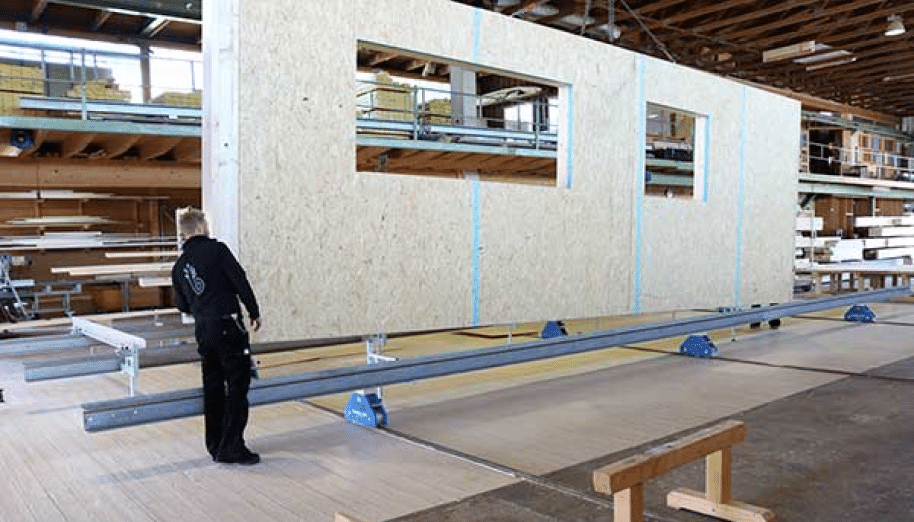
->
[344, 334, 395, 428]
[71, 317, 146, 396]
[80, 49, 87, 120]
[122, 345, 139, 396]
[121, 277, 130, 312]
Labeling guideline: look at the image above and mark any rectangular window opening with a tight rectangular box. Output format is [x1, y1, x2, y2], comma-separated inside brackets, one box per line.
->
[356, 43, 563, 187]
[645, 102, 707, 200]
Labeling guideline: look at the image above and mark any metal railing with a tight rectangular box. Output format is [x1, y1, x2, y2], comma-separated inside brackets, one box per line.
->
[805, 141, 914, 181]
[356, 78, 558, 150]
[0, 38, 201, 121]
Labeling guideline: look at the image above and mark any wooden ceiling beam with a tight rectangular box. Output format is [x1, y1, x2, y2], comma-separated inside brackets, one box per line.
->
[733, 78, 901, 124]
[722, 0, 892, 42]
[60, 133, 95, 158]
[747, 4, 914, 49]
[368, 52, 398, 66]
[91, 9, 112, 30]
[612, 0, 691, 22]
[691, 0, 822, 34]
[139, 16, 170, 38]
[136, 137, 183, 160]
[30, 0, 50, 22]
[652, 0, 761, 27]
[93, 134, 142, 159]
[801, 56, 914, 87]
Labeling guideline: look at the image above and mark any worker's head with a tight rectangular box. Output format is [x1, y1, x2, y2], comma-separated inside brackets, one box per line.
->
[177, 207, 209, 242]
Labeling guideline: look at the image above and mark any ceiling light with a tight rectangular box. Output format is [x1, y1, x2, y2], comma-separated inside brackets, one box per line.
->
[528, 5, 560, 16]
[805, 57, 856, 71]
[560, 14, 597, 26]
[886, 15, 906, 37]
[793, 46, 850, 64]
[597, 23, 622, 40]
[763, 41, 817, 62]
[883, 72, 914, 82]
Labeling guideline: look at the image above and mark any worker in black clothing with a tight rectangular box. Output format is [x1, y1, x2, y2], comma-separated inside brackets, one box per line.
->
[172, 208, 263, 465]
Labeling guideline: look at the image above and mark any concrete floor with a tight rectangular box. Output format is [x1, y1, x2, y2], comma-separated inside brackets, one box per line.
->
[2, 302, 914, 521]
[390, 356, 914, 521]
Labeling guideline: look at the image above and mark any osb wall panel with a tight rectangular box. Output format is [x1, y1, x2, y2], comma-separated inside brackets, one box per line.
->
[639, 58, 798, 311]
[739, 87, 799, 305]
[230, 0, 798, 340]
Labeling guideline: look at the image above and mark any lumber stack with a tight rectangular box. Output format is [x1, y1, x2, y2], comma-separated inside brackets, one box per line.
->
[152, 90, 201, 107]
[0, 91, 23, 116]
[66, 78, 132, 101]
[0, 232, 176, 251]
[794, 212, 862, 265]
[421, 98, 451, 124]
[0, 63, 43, 94]
[855, 216, 914, 260]
[359, 72, 413, 122]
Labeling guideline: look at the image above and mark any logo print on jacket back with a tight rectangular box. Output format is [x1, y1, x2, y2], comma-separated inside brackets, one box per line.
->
[183, 264, 205, 295]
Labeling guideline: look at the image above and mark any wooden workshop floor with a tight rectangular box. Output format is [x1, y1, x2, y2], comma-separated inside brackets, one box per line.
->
[1, 302, 913, 521]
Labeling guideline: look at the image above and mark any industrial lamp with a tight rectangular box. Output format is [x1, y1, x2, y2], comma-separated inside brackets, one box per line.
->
[885, 15, 906, 37]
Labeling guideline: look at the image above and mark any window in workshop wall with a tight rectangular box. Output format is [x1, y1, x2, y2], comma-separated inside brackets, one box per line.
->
[355, 43, 565, 187]
[644, 102, 708, 200]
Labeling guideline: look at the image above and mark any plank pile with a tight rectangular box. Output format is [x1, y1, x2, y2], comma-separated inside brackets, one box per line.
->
[855, 216, 914, 261]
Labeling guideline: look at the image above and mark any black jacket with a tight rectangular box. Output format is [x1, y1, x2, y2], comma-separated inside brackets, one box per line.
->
[171, 236, 260, 321]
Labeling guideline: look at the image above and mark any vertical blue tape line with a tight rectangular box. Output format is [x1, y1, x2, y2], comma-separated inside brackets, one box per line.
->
[471, 179, 481, 326]
[633, 57, 646, 314]
[703, 114, 711, 203]
[735, 87, 747, 308]
[471, 8, 482, 326]
[565, 86, 574, 189]
[472, 8, 482, 62]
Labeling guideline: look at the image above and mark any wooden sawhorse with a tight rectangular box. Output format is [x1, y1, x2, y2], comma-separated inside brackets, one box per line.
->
[592, 420, 774, 522]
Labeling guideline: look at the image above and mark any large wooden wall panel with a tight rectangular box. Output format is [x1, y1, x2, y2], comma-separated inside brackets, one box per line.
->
[220, 0, 799, 340]
[639, 58, 798, 311]
[740, 87, 799, 305]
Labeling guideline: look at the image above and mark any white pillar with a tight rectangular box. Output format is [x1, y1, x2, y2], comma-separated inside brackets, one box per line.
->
[202, 0, 240, 251]
[450, 66, 478, 127]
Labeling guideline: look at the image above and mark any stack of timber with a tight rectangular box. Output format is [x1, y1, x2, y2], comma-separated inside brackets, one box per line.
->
[152, 90, 202, 107]
[421, 98, 451, 124]
[794, 211, 865, 266]
[0, 232, 176, 251]
[66, 78, 131, 101]
[357, 72, 413, 123]
[0, 91, 24, 116]
[0, 63, 43, 94]
[856, 216, 914, 261]
[5, 216, 119, 227]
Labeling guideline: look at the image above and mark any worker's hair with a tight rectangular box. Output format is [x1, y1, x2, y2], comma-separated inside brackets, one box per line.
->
[177, 207, 209, 241]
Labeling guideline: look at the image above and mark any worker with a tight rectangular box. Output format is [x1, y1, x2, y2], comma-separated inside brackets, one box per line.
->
[171, 207, 262, 465]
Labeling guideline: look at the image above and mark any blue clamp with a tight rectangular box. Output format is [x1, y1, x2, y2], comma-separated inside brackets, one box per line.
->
[344, 392, 388, 428]
[844, 304, 875, 323]
[541, 320, 568, 338]
[679, 334, 718, 358]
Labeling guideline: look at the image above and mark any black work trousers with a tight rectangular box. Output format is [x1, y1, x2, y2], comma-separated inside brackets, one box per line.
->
[195, 315, 252, 459]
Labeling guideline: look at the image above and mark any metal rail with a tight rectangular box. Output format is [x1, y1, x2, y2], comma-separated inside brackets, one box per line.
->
[18, 97, 201, 119]
[82, 288, 910, 432]
[0, 325, 192, 356]
[28, 328, 459, 381]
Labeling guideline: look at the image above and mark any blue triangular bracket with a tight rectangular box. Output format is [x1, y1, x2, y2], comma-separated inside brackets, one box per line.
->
[679, 334, 718, 358]
[541, 321, 568, 338]
[844, 304, 875, 323]
[344, 392, 388, 428]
